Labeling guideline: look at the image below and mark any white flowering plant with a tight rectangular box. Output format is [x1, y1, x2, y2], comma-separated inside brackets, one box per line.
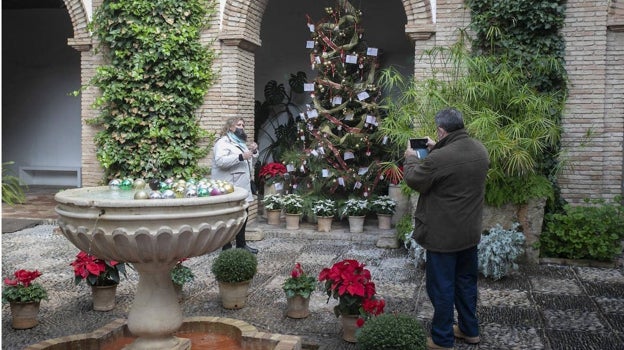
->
[282, 193, 304, 214]
[312, 199, 336, 217]
[340, 198, 369, 218]
[262, 194, 283, 211]
[370, 195, 397, 215]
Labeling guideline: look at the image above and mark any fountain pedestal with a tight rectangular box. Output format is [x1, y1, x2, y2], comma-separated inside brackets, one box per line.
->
[55, 186, 248, 350]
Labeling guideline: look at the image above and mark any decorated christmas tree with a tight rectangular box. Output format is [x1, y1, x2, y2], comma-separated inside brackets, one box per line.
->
[279, 0, 391, 200]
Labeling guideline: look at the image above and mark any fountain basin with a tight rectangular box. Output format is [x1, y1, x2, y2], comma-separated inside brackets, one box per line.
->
[54, 186, 250, 350]
[54, 186, 249, 263]
[23, 317, 302, 350]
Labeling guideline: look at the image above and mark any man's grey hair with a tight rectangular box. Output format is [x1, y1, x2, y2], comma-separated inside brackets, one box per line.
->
[434, 108, 465, 132]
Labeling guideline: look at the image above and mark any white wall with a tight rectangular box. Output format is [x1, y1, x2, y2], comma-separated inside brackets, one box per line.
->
[2, 9, 81, 186]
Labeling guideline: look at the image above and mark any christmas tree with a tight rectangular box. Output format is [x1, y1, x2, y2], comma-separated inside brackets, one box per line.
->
[279, 0, 391, 200]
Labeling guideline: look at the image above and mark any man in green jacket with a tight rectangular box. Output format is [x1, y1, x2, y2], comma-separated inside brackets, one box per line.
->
[404, 108, 489, 350]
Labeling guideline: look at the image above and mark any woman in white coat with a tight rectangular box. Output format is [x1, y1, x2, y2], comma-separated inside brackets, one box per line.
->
[212, 117, 259, 254]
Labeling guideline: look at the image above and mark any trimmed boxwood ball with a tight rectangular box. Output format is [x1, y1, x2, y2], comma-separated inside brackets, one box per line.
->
[211, 248, 258, 283]
[356, 313, 426, 350]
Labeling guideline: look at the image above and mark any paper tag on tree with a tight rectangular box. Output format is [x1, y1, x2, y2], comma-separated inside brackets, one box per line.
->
[308, 23, 315, 32]
[345, 113, 354, 121]
[287, 164, 296, 172]
[306, 40, 315, 48]
[307, 109, 318, 118]
[365, 115, 377, 125]
[345, 54, 358, 64]
[338, 177, 345, 186]
[332, 96, 343, 106]
[322, 169, 330, 177]
[317, 146, 325, 155]
[354, 181, 362, 189]
[357, 91, 370, 101]
[344, 151, 355, 160]
[304, 83, 315, 91]
[274, 182, 284, 191]
[367, 47, 378, 56]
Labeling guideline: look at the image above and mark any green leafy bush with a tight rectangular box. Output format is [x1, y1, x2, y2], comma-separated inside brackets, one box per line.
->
[540, 197, 624, 261]
[88, 0, 217, 181]
[356, 313, 426, 350]
[211, 248, 258, 283]
[171, 260, 195, 286]
[2, 162, 26, 205]
[478, 223, 525, 280]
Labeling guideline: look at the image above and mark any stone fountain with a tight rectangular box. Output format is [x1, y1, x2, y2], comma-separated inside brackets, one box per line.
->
[54, 185, 248, 350]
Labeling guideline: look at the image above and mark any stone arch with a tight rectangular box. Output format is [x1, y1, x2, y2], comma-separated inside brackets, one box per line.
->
[219, 0, 435, 46]
[62, 0, 92, 51]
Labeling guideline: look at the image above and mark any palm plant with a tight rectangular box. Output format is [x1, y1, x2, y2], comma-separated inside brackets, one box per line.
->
[379, 38, 565, 206]
[2, 162, 26, 205]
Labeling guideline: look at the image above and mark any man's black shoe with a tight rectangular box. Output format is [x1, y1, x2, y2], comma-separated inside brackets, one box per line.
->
[222, 243, 232, 251]
[237, 244, 258, 254]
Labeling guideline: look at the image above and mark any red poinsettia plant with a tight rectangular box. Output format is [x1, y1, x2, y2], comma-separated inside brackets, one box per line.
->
[71, 251, 127, 287]
[319, 259, 385, 327]
[2, 269, 48, 303]
[259, 162, 288, 185]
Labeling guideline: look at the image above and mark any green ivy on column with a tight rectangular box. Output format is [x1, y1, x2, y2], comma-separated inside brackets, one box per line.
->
[88, 0, 217, 181]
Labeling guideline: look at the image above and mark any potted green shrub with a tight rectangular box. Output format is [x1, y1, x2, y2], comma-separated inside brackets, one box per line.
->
[170, 258, 195, 299]
[282, 193, 304, 229]
[2, 269, 48, 329]
[312, 199, 336, 232]
[370, 195, 396, 229]
[211, 248, 258, 309]
[356, 313, 426, 349]
[340, 198, 369, 233]
[282, 262, 316, 318]
[262, 193, 283, 225]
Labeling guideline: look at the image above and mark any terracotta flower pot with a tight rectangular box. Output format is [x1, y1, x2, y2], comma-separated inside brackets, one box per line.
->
[348, 216, 365, 233]
[91, 284, 117, 311]
[340, 314, 359, 342]
[266, 209, 281, 225]
[285, 213, 301, 230]
[317, 216, 333, 232]
[9, 301, 40, 329]
[286, 295, 310, 319]
[218, 280, 251, 309]
[377, 213, 392, 229]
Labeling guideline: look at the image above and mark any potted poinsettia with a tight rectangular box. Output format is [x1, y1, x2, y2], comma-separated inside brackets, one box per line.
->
[259, 162, 288, 195]
[2, 269, 48, 329]
[70, 251, 128, 311]
[282, 262, 317, 318]
[319, 259, 385, 342]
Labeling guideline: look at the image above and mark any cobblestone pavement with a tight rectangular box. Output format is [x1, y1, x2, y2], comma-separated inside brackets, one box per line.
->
[2, 189, 624, 350]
